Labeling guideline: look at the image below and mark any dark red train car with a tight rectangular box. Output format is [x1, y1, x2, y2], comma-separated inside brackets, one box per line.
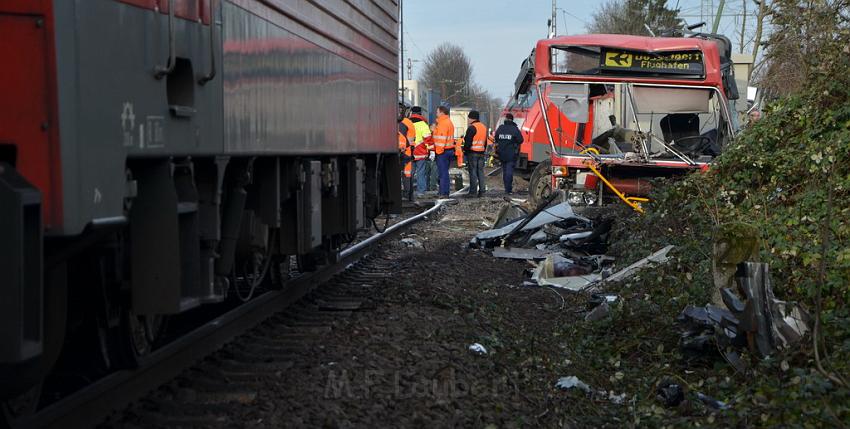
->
[0, 0, 400, 406]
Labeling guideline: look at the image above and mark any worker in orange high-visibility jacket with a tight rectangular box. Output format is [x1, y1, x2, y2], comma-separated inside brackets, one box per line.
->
[398, 118, 414, 201]
[401, 114, 416, 145]
[426, 126, 438, 192]
[462, 110, 489, 197]
[432, 105, 456, 197]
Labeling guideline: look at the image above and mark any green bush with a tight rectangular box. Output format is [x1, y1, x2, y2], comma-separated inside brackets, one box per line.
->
[601, 50, 850, 425]
[597, 4, 850, 423]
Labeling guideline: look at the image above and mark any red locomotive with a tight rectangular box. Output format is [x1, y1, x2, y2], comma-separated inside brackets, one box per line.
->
[0, 0, 400, 408]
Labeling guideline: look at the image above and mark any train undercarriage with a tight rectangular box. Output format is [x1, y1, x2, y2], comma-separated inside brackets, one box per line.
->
[0, 152, 400, 416]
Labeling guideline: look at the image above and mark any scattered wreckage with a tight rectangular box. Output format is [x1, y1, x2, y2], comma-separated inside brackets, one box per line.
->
[679, 261, 812, 372]
[471, 195, 672, 292]
[474, 195, 812, 377]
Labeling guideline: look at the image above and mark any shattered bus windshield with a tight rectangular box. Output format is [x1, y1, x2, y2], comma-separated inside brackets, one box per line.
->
[541, 82, 732, 162]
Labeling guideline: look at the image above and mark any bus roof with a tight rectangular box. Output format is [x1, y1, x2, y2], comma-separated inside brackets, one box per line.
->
[535, 34, 725, 90]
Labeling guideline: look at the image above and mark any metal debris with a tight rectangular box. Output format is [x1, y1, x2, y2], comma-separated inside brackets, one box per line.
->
[559, 231, 594, 243]
[492, 203, 528, 229]
[678, 304, 740, 341]
[528, 229, 549, 244]
[559, 218, 613, 253]
[472, 200, 591, 248]
[731, 262, 812, 355]
[678, 262, 813, 371]
[492, 247, 556, 260]
[608, 391, 627, 405]
[696, 392, 731, 410]
[588, 294, 619, 309]
[678, 304, 747, 371]
[656, 382, 684, 407]
[468, 343, 488, 355]
[555, 376, 590, 392]
[519, 201, 591, 232]
[477, 201, 671, 296]
[400, 238, 424, 249]
[599, 245, 675, 285]
[585, 302, 611, 322]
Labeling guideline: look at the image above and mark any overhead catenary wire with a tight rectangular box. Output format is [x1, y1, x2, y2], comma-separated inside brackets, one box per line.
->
[404, 31, 426, 58]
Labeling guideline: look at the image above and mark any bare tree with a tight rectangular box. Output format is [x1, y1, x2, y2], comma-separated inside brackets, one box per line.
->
[588, 0, 682, 35]
[421, 43, 474, 106]
[739, 0, 748, 54]
[755, 0, 849, 97]
[421, 43, 504, 126]
[749, 0, 771, 80]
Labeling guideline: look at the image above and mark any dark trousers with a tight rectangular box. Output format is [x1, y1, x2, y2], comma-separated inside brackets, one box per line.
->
[403, 174, 414, 201]
[426, 159, 438, 191]
[466, 152, 486, 195]
[502, 160, 515, 194]
[436, 151, 455, 196]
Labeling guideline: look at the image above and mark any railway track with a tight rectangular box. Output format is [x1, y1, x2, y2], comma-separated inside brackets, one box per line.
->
[9, 201, 445, 429]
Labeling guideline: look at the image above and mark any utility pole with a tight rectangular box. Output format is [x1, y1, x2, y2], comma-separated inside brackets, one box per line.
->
[407, 58, 420, 80]
[712, 0, 726, 33]
[549, 0, 557, 38]
[548, 0, 557, 67]
[739, 0, 747, 53]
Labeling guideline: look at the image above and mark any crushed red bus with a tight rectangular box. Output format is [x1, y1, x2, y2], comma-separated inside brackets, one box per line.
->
[502, 34, 739, 210]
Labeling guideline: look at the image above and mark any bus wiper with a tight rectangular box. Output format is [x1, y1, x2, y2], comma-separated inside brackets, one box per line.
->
[624, 84, 650, 161]
[647, 132, 697, 166]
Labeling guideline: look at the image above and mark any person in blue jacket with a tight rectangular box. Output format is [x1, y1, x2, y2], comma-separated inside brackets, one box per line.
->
[493, 114, 524, 195]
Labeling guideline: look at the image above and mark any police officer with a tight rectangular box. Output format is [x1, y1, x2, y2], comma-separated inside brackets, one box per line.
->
[494, 113, 524, 195]
[462, 110, 488, 197]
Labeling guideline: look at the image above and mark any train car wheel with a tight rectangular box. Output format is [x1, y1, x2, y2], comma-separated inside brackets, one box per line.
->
[529, 159, 552, 207]
[118, 311, 165, 368]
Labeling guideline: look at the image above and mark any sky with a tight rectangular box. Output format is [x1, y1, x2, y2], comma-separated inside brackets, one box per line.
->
[402, 0, 764, 101]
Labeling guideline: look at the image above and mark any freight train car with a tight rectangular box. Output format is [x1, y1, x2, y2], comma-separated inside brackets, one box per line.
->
[0, 0, 400, 409]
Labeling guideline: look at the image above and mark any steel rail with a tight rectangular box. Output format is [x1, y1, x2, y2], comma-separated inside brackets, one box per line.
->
[13, 201, 445, 429]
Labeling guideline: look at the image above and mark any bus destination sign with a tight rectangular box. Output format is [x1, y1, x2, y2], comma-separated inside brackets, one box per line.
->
[600, 49, 705, 76]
